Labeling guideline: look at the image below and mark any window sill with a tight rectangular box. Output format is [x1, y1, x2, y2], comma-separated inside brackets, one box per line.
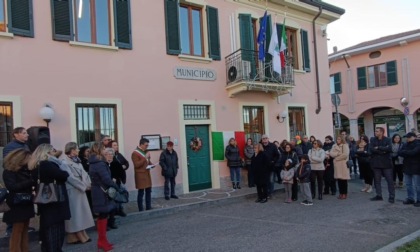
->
[69, 41, 118, 51]
[178, 54, 213, 64]
[0, 31, 14, 39]
[293, 69, 308, 74]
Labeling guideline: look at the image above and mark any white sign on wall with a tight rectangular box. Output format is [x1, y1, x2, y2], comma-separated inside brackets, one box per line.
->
[173, 66, 217, 81]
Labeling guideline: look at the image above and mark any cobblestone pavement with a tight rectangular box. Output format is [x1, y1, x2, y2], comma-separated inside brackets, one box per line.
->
[1, 177, 418, 251]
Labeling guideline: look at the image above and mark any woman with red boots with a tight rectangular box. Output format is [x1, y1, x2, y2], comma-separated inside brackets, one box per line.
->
[89, 143, 118, 251]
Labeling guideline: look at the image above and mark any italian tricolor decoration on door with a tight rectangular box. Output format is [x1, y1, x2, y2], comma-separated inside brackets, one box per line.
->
[211, 131, 246, 160]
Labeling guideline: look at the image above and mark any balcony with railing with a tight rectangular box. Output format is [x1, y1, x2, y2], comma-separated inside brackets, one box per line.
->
[225, 49, 295, 98]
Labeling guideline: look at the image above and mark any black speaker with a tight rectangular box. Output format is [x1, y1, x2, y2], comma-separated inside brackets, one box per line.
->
[27, 126, 51, 152]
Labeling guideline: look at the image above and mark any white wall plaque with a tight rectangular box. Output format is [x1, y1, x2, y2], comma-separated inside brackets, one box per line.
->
[173, 66, 217, 81]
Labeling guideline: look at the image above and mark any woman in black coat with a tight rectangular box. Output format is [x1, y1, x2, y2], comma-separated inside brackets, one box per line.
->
[28, 144, 70, 252]
[252, 143, 270, 203]
[225, 138, 242, 189]
[356, 135, 373, 193]
[3, 149, 35, 252]
[89, 143, 118, 251]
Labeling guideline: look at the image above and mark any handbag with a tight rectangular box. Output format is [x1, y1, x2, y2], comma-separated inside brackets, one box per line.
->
[0, 201, 10, 213]
[13, 193, 33, 205]
[101, 185, 129, 203]
[346, 159, 354, 168]
[33, 165, 65, 204]
[0, 186, 7, 203]
[0, 184, 10, 213]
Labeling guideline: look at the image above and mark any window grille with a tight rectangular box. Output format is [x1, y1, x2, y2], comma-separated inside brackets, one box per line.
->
[76, 104, 117, 146]
[183, 105, 210, 120]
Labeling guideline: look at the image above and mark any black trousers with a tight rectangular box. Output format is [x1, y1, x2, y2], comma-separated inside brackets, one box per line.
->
[359, 162, 373, 185]
[393, 164, 404, 183]
[337, 179, 348, 195]
[40, 222, 65, 252]
[164, 176, 176, 197]
[373, 168, 395, 198]
[256, 184, 268, 200]
[246, 164, 255, 187]
[292, 178, 299, 200]
[137, 188, 152, 211]
[323, 168, 336, 194]
[310, 170, 325, 197]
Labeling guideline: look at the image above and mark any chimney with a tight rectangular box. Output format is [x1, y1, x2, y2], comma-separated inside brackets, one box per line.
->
[333, 46, 338, 53]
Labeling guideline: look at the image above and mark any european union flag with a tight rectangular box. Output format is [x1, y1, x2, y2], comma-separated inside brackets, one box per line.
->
[257, 11, 268, 61]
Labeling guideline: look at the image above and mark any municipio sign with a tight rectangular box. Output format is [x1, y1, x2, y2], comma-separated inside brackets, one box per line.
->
[174, 66, 217, 81]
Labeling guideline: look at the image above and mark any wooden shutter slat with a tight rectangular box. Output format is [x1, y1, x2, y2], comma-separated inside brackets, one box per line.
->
[51, 0, 72, 41]
[300, 29, 310, 72]
[206, 6, 220, 60]
[386, 60, 398, 85]
[357, 67, 367, 90]
[114, 0, 132, 49]
[8, 0, 34, 37]
[334, 73, 342, 93]
[164, 0, 181, 55]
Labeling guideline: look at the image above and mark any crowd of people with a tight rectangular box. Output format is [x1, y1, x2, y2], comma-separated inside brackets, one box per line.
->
[0, 127, 180, 252]
[225, 128, 420, 207]
[2, 125, 420, 251]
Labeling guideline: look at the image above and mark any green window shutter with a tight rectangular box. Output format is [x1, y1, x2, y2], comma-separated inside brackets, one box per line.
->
[239, 14, 253, 51]
[7, 0, 34, 37]
[164, 0, 180, 55]
[114, 0, 132, 49]
[357, 67, 367, 90]
[206, 6, 220, 60]
[239, 13, 256, 78]
[334, 73, 342, 94]
[300, 29, 310, 72]
[239, 14, 253, 62]
[264, 15, 272, 78]
[51, 0, 73, 41]
[386, 60, 398, 85]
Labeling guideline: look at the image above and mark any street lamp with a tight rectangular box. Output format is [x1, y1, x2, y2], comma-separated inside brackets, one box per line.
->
[39, 104, 55, 127]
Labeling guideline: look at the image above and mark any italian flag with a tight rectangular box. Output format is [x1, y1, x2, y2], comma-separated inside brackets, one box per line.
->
[211, 131, 246, 160]
[279, 18, 287, 68]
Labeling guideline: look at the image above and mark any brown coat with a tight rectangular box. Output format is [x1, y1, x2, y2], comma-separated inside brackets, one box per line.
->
[329, 143, 350, 180]
[132, 149, 152, 189]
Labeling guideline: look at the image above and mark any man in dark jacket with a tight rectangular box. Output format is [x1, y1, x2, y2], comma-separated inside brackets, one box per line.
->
[369, 127, 395, 203]
[159, 141, 179, 200]
[301, 135, 313, 155]
[261, 134, 280, 197]
[2, 127, 30, 158]
[398, 132, 420, 206]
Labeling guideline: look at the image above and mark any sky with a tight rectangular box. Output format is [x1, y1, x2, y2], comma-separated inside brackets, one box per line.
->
[324, 0, 420, 53]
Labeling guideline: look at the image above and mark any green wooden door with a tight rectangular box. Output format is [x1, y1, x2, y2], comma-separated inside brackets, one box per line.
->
[185, 125, 212, 191]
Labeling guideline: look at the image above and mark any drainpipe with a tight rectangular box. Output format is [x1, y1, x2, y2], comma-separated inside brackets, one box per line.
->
[313, 6, 322, 114]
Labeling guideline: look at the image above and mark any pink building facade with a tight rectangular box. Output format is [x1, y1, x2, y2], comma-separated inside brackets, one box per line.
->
[329, 29, 420, 140]
[0, 0, 343, 196]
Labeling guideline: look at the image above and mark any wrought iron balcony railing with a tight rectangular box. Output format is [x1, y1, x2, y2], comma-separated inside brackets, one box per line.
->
[224, 49, 295, 98]
[225, 49, 295, 86]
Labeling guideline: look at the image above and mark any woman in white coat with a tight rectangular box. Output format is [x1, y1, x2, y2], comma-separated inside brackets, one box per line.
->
[62, 142, 95, 244]
[308, 140, 326, 200]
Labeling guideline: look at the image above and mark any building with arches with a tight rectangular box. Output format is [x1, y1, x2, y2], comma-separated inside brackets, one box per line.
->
[329, 29, 420, 140]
